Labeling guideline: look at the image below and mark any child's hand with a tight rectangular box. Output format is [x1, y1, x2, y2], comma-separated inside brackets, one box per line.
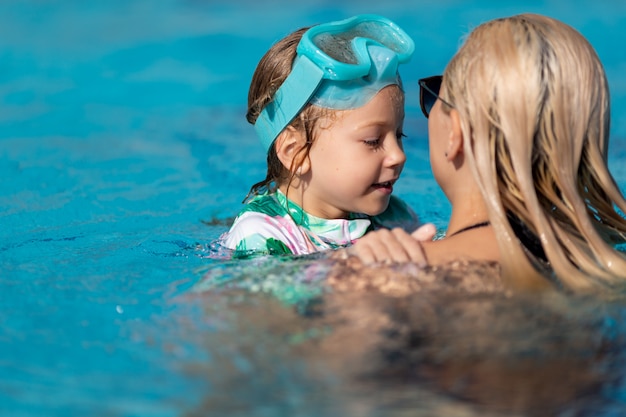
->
[348, 225, 433, 267]
[411, 223, 437, 242]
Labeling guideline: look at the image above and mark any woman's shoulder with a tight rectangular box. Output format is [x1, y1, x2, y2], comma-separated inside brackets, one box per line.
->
[423, 226, 500, 265]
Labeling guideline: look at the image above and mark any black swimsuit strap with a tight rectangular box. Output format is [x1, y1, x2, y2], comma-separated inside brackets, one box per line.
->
[448, 221, 491, 237]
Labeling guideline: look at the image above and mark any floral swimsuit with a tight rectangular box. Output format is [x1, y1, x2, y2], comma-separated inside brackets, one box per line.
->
[220, 190, 420, 257]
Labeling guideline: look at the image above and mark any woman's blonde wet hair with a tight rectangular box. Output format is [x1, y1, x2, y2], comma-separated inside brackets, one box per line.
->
[443, 13, 626, 292]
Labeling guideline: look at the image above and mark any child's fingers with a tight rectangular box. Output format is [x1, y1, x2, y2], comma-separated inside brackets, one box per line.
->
[374, 229, 413, 263]
[350, 229, 393, 264]
[351, 228, 427, 266]
[392, 228, 428, 266]
[351, 229, 393, 263]
[348, 240, 377, 264]
[411, 223, 437, 241]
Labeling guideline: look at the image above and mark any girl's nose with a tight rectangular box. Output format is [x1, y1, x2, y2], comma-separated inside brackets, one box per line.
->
[386, 135, 406, 167]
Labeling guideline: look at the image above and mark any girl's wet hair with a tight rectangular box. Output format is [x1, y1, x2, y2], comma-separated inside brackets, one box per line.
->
[245, 28, 308, 200]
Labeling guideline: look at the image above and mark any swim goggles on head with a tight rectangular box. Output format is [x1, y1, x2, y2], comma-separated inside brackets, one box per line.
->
[254, 14, 415, 151]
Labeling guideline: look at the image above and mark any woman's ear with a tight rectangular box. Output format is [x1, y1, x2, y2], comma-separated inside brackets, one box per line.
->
[446, 109, 464, 161]
[274, 125, 309, 174]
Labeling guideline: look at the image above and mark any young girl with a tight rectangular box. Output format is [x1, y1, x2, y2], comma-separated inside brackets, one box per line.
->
[221, 14, 421, 257]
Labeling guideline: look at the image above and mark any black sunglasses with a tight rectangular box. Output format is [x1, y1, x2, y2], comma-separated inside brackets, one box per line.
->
[418, 75, 454, 118]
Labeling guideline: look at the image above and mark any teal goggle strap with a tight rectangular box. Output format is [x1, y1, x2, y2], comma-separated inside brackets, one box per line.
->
[254, 14, 415, 152]
[254, 55, 324, 152]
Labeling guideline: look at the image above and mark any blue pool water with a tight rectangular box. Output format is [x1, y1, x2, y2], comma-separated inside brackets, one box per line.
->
[2, 1, 626, 416]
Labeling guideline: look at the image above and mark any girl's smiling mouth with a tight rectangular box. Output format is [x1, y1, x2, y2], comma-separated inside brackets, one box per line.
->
[372, 179, 396, 193]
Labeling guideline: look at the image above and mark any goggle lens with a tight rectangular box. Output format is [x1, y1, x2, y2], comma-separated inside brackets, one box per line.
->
[300, 15, 414, 81]
[312, 19, 411, 66]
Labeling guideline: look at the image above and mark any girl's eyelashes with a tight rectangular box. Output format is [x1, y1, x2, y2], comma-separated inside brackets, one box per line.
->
[363, 131, 406, 149]
[364, 138, 382, 148]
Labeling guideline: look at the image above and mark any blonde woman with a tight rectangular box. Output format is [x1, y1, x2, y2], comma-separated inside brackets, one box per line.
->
[350, 13, 626, 293]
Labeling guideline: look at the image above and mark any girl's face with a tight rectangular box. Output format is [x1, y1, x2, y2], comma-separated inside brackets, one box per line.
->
[300, 85, 406, 219]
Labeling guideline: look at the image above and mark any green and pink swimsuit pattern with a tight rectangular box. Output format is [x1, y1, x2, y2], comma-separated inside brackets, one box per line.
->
[220, 190, 420, 258]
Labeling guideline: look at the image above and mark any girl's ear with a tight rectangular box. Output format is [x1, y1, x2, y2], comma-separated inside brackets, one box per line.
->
[445, 109, 464, 161]
[274, 125, 310, 174]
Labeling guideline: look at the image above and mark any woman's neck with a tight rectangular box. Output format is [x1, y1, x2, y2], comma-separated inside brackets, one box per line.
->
[447, 199, 489, 235]
[446, 192, 491, 237]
